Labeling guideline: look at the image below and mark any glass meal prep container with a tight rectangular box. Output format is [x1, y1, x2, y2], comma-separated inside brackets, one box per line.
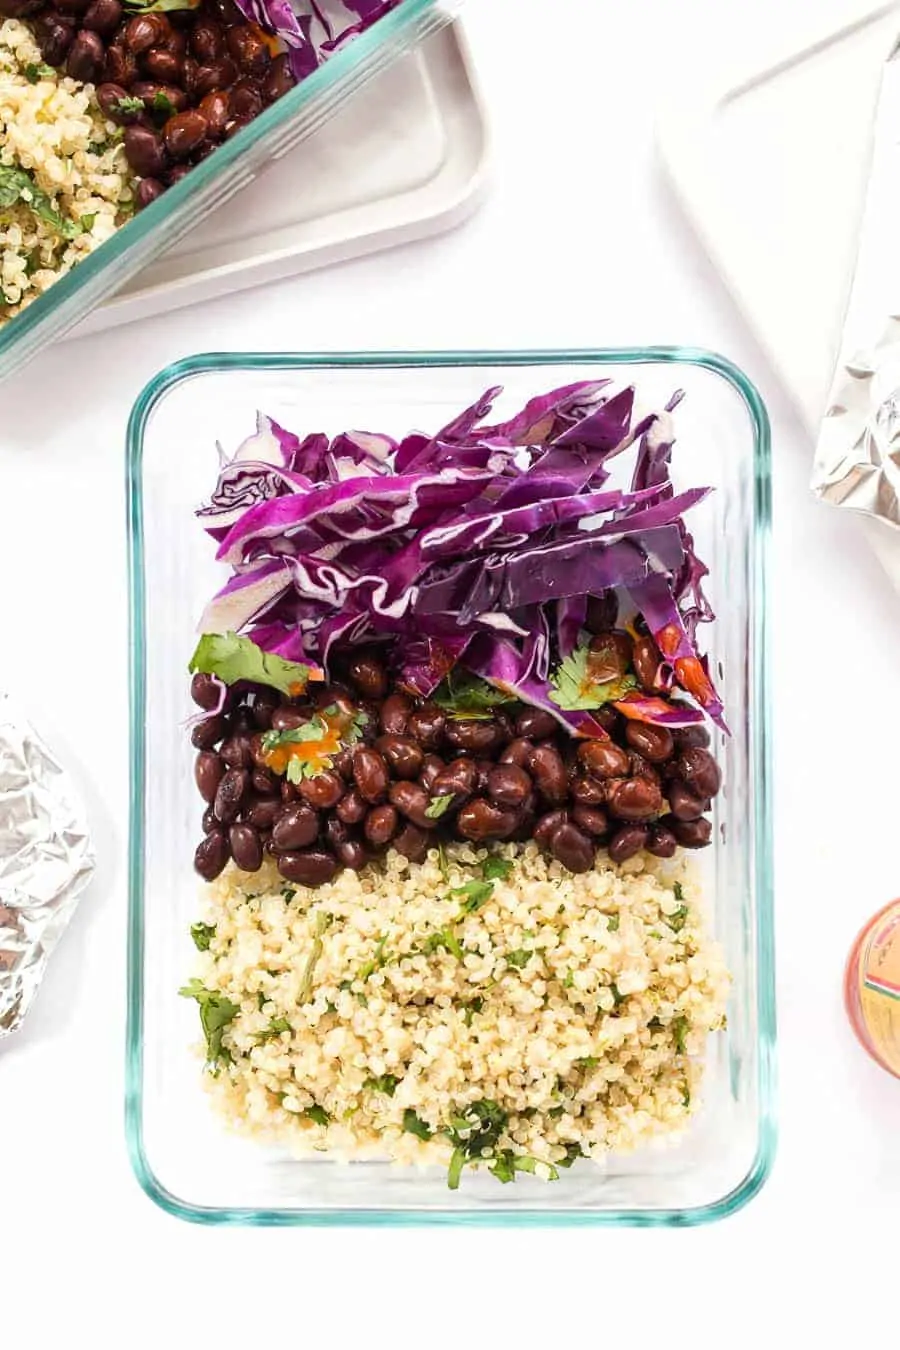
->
[0, 0, 456, 384]
[126, 347, 775, 1226]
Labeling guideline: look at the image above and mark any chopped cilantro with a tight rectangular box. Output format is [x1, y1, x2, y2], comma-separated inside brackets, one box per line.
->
[363, 1074, 399, 1096]
[114, 95, 146, 115]
[461, 996, 484, 1027]
[563, 969, 575, 989]
[672, 1015, 689, 1055]
[356, 935, 389, 982]
[178, 979, 237, 1069]
[424, 792, 454, 820]
[607, 913, 620, 932]
[79, 212, 97, 232]
[256, 991, 268, 1011]
[481, 856, 513, 882]
[505, 948, 531, 970]
[298, 911, 331, 1002]
[190, 921, 215, 951]
[402, 1109, 433, 1141]
[452, 879, 494, 914]
[421, 928, 464, 960]
[433, 669, 517, 719]
[304, 1105, 330, 1127]
[666, 895, 689, 932]
[557, 1143, 583, 1169]
[152, 90, 175, 116]
[281, 886, 297, 902]
[437, 841, 450, 881]
[549, 642, 638, 711]
[254, 1016, 291, 1043]
[24, 62, 56, 83]
[574, 1056, 599, 1070]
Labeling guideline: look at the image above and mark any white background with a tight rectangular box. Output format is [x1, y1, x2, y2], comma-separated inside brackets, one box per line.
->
[2, 0, 899, 1344]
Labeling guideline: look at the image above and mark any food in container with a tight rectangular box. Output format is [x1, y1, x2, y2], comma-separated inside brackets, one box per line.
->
[845, 900, 900, 1079]
[180, 373, 731, 1189]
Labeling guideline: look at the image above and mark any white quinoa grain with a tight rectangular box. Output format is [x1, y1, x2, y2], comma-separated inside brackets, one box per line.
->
[187, 843, 730, 1182]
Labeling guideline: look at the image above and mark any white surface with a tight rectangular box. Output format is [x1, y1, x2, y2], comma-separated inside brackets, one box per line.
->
[1, 0, 898, 1345]
[75, 24, 487, 336]
[659, 0, 900, 590]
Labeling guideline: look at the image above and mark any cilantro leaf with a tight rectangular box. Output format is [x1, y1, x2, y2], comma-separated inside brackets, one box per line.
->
[548, 642, 638, 711]
[674, 881, 685, 903]
[79, 212, 97, 231]
[189, 631, 315, 697]
[356, 935, 389, 983]
[481, 856, 513, 882]
[672, 1015, 689, 1055]
[574, 1056, 599, 1070]
[421, 928, 464, 961]
[424, 792, 455, 820]
[452, 880, 494, 914]
[304, 1104, 330, 1127]
[152, 90, 175, 115]
[298, 911, 331, 1002]
[190, 921, 215, 951]
[447, 1145, 466, 1189]
[364, 1074, 399, 1096]
[461, 996, 484, 1027]
[606, 913, 620, 932]
[433, 669, 517, 719]
[557, 1143, 583, 1169]
[505, 948, 531, 970]
[666, 905, 689, 932]
[402, 1109, 433, 1141]
[0, 165, 81, 240]
[178, 980, 238, 1068]
[254, 1016, 291, 1043]
[24, 63, 56, 83]
[114, 95, 146, 115]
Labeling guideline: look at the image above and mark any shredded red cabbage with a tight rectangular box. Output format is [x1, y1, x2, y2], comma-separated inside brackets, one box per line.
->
[234, 0, 402, 82]
[196, 380, 725, 733]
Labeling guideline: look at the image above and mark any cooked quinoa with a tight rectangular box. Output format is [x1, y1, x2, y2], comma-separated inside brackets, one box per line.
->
[183, 843, 730, 1187]
[0, 19, 135, 320]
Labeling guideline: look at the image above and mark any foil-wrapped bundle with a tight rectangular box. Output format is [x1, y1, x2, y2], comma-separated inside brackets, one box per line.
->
[0, 692, 95, 1038]
[814, 36, 900, 528]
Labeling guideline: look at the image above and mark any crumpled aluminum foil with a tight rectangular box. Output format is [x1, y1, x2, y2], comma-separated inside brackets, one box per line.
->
[813, 36, 900, 528]
[0, 692, 95, 1038]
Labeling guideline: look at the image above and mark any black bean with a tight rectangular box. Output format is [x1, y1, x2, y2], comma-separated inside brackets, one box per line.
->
[473, 759, 494, 793]
[577, 740, 630, 779]
[646, 824, 678, 859]
[324, 817, 349, 853]
[587, 631, 633, 684]
[585, 592, 617, 634]
[251, 690, 279, 729]
[195, 751, 225, 804]
[456, 798, 518, 842]
[335, 789, 367, 826]
[272, 803, 319, 851]
[667, 780, 709, 821]
[431, 757, 477, 802]
[189, 20, 225, 63]
[571, 774, 606, 806]
[67, 29, 104, 82]
[229, 705, 255, 735]
[277, 850, 337, 887]
[393, 822, 429, 864]
[676, 725, 711, 750]
[607, 824, 649, 864]
[202, 804, 218, 833]
[572, 805, 609, 837]
[229, 823, 262, 872]
[227, 23, 270, 77]
[164, 109, 208, 158]
[407, 703, 445, 750]
[632, 637, 662, 692]
[198, 88, 230, 137]
[332, 747, 353, 781]
[297, 771, 344, 811]
[280, 780, 299, 803]
[229, 75, 263, 119]
[246, 797, 280, 830]
[500, 737, 534, 769]
[380, 692, 412, 735]
[533, 809, 569, 849]
[676, 747, 721, 800]
[338, 839, 369, 871]
[82, 0, 121, 35]
[251, 766, 277, 796]
[143, 46, 182, 84]
[528, 744, 568, 804]
[375, 734, 423, 781]
[123, 124, 167, 178]
[670, 817, 712, 848]
[262, 50, 294, 102]
[270, 706, 307, 733]
[195, 829, 230, 880]
[36, 14, 75, 65]
[3, 0, 50, 15]
[364, 804, 398, 847]
[193, 58, 238, 98]
[214, 767, 248, 824]
[352, 747, 389, 804]
[486, 763, 531, 808]
[624, 721, 675, 764]
[445, 719, 504, 755]
[54, 0, 91, 13]
[124, 12, 167, 54]
[419, 754, 444, 792]
[388, 781, 434, 830]
[628, 752, 661, 787]
[550, 823, 595, 873]
[515, 708, 557, 740]
[220, 735, 252, 769]
[190, 713, 226, 750]
[605, 777, 662, 822]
